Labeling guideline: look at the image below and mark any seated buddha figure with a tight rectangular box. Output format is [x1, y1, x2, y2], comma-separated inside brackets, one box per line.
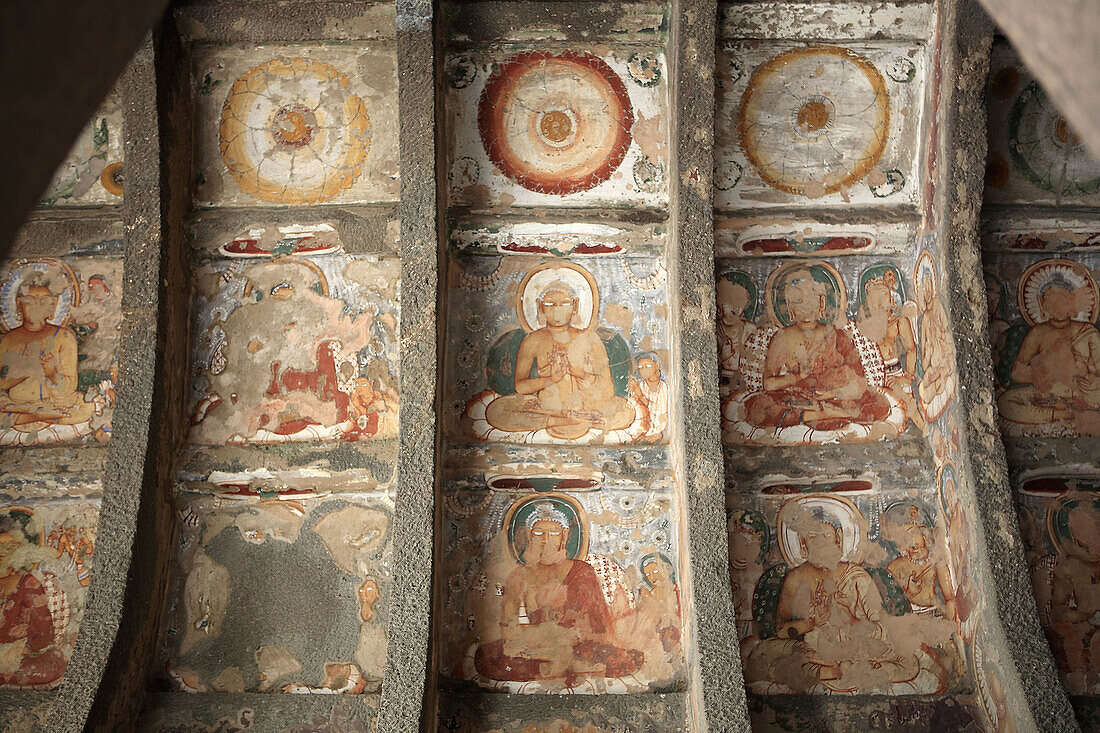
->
[745, 503, 951, 694]
[998, 274, 1100, 435]
[475, 503, 643, 685]
[0, 274, 95, 436]
[484, 281, 634, 441]
[744, 269, 890, 432]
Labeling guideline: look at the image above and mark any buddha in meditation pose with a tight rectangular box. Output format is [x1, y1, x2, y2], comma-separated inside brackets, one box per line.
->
[745, 504, 947, 694]
[0, 274, 95, 434]
[484, 280, 634, 440]
[745, 268, 889, 431]
[998, 274, 1100, 434]
[475, 503, 643, 685]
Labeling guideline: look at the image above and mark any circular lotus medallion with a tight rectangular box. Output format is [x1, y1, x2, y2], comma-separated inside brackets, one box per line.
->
[738, 46, 890, 196]
[219, 57, 372, 204]
[477, 51, 634, 195]
[1009, 82, 1100, 196]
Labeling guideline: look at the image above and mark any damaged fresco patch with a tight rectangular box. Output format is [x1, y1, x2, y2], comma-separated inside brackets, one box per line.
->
[0, 498, 99, 690]
[438, 472, 684, 693]
[160, 492, 392, 694]
[39, 91, 124, 207]
[728, 482, 964, 695]
[450, 256, 669, 446]
[192, 45, 399, 208]
[188, 242, 398, 446]
[445, 48, 669, 210]
[0, 257, 121, 447]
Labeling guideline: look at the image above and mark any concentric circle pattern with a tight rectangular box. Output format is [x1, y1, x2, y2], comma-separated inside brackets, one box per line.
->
[477, 51, 634, 195]
[219, 57, 372, 205]
[1008, 82, 1100, 196]
[738, 46, 890, 196]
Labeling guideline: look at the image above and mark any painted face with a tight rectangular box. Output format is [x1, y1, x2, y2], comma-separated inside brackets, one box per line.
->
[643, 559, 664, 587]
[919, 274, 934, 309]
[730, 524, 763, 566]
[1040, 286, 1076, 323]
[0, 531, 20, 576]
[538, 288, 577, 328]
[528, 519, 569, 565]
[638, 358, 660, 382]
[802, 521, 844, 570]
[904, 525, 931, 561]
[718, 280, 750, 324]
[865, 283, 893, 314]
[1068, 507, 1100, 561]
[358, 578, 380, 622]
[17, 286, 56, 331]
[784, 278, 824, 324]
[88, 280, 109, 301]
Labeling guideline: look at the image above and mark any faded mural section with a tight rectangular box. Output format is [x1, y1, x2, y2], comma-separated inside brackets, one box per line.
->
[984, 38, 1100, 728]
[715, 2, 1026, 730]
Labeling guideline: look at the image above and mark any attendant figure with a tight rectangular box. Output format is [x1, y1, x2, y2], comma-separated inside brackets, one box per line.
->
[717, 276, 757, 392]
[857, 271, 922, 429]
[915, 264, 956, 420]
[631, 354, 668, 442]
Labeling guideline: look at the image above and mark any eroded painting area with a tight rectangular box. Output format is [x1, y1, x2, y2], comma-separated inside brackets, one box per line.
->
[717, 252, 954, 446]
[193, 46, 399, 208]
[0, 257, 121, 446]
[449, 256, 670, 446]
[984, 253, 1100, 438]
[1016, 474, 1100, 696]
[715, 42, 923, 209]
[0, 499, 98, 690]
[729, 483, 963, 695]
[445, 48, 669, 210]
[162, 493, 391, 693]
[439, 474, 684, 693]
[39, 92, 124, 207]
[189, 247, 398, 445]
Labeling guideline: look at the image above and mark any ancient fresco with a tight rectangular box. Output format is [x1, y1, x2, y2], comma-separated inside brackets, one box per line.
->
[728, 484, 963, 695]
[438, 473, 684, 693]
[1016, 472, 1100, 696]
[0, 257, 121, 446]
[445, 49, 669, 209]
[193, 46, 399, 207]
[162, 492, 391, 693]
[188, 244, 398, 446]
[984, 253, 1100, 437]
[39, 94, 124, 207]
[986, 42, 1100, 207]
[0, 499, 99, 690]
[451, 257, 669, 445]
[715, 42, 925, 209]
[715, 256, 955, 445]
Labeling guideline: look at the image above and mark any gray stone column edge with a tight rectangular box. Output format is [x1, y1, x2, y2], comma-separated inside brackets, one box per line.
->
[671, 0, 751, 731]
[945, 2, 1078, 731]
[378, 0, 439, 731]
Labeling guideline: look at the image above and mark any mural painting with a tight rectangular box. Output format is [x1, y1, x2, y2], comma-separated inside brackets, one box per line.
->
[0, 257, 121, 446]
[1016, 473, 1100, 696]
[446, 49, 668, 209]
[39, 93, 124, 207]
[0, 500, 99, 690]
[984, 254, 1100, 437]
[193, 46, 399, 208]
[715, 42, 925, 208]
[985, 42, 1100, 206]
[716, 257, 939, 445]
[189, 243, 398, 446]
[162, 493, 391, 693]
[453, 257, 669, 445]
[728, 485, 961, 695]
[438, 474, 683, 693]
